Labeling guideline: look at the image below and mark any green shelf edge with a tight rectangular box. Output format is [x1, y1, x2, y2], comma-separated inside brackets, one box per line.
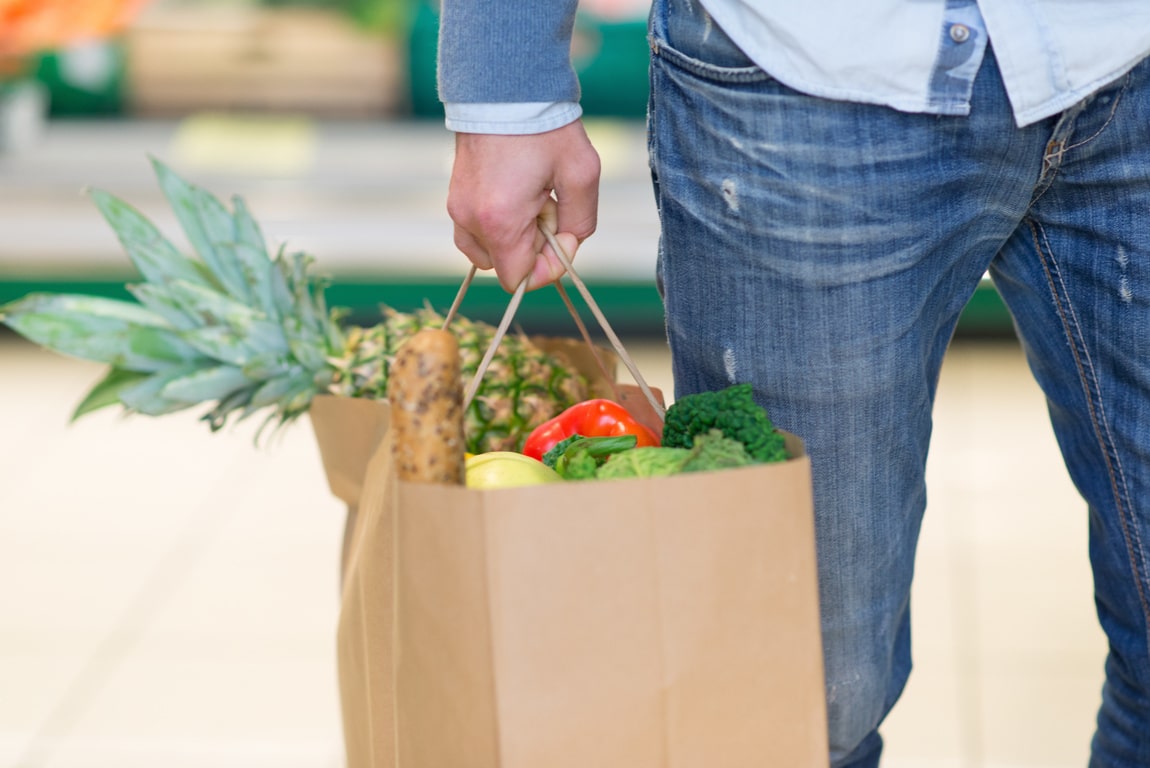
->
[0, 275, 1015, 338]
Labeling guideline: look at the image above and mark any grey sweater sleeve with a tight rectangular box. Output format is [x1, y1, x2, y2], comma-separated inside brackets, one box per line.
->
[437, 0, 582, 104]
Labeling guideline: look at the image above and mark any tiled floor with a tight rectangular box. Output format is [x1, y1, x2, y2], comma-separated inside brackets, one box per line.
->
[0, 332, 1107, 767]
[880, 339, 1107, 768]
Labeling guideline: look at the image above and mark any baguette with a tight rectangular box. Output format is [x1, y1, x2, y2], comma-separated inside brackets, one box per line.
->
[388, 328, 467, 485]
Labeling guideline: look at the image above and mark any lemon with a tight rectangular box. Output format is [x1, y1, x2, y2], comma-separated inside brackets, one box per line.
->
[465, 452, 563, 489]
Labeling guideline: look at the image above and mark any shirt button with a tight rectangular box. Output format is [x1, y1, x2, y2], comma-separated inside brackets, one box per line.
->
[949, 23, 971, 43]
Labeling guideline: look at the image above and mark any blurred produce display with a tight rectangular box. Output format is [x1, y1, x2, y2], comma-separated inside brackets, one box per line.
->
[0, 0, 147, 57]
[0, 0, 148, 148]
[1, 0, 652, 121]
[257, 0, 408, 35]
[123, 3, 402, 117]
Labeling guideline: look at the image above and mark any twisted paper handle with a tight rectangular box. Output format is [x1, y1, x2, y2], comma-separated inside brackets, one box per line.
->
[443, 216, 665, 423]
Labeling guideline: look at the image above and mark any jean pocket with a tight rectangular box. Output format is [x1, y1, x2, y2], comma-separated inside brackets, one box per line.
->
[649, 0, 773, 85]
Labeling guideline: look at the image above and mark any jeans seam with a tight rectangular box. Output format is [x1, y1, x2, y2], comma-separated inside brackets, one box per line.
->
[1029, 219, 1150, 648]
[1032, 73, 1130, 206]
[648, 35, 774, 85]
[1062, 72, 1131, 154]
[1033, 138, 1066, 206]
[1029, 166, 1061, 208]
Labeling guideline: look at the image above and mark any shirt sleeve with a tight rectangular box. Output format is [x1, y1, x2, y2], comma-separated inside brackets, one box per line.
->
[443, 101, 583, 135]
[437, 0, 582, 105]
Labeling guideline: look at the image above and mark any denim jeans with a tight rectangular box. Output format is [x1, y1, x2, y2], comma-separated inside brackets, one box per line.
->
[648, 0, 1150, 765]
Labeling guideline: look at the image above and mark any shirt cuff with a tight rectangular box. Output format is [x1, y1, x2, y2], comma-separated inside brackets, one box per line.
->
[443, 101, 583, 134]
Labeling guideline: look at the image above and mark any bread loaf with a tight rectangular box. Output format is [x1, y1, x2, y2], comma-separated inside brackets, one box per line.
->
[388, 328, 467, 485]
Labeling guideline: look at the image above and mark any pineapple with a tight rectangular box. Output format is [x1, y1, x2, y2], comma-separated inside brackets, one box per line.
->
[0, 159, 588, 453]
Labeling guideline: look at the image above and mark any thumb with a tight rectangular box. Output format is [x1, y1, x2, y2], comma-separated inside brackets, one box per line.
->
[537, 197, 559, 239]
[529, 199, 579, 290]
[528, 231, 579, 291]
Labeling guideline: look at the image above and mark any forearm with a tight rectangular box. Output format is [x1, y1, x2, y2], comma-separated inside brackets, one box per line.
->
[437, 0, 581, 105]
[437, 1, 598, 292]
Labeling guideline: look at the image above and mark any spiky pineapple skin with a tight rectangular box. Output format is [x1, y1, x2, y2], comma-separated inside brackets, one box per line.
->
[328, 307, 588, 454]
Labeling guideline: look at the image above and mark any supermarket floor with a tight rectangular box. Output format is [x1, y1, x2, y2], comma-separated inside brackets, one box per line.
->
[0, 332, 1107, 768]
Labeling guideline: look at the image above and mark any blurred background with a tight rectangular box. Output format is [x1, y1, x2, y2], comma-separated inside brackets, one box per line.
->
[0, 0, 675, 333]
[0, 1, 1107, 767]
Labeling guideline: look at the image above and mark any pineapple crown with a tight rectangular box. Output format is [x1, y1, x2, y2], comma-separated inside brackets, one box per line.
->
[0, 158, 346, 435]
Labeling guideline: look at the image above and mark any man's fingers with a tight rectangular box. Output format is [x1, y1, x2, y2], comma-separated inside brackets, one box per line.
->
[555, 146, 601, 242]
[453, 224, 493, 271]
[457, 228, 583, 292]
[460, 218, 544, 291]
[458, 207, 584, 292]
[445, 123, 601, 293]
[455, 203, 552, 290]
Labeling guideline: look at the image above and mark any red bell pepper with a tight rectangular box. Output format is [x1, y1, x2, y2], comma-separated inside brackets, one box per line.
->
[522, 398, 661, 460]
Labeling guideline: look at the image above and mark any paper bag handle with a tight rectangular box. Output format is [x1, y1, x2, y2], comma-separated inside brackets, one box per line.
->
[443, 217, 666, 424]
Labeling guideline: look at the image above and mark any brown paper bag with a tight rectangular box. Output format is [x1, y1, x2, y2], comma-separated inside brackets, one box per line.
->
[308, 337, 621, 580]
[336, 430, 828, 767]
[309, 394, 391, 578]
[310, 317, 827, 766]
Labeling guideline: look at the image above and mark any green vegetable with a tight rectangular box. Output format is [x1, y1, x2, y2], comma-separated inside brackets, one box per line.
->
[661, 383, 788, 463]
[545, 434, 638, 479]
[679, 429, 755, 472]
[595, 446, 691, 480]
[541, 434, 583, 469]
[593, 429, 754, 480]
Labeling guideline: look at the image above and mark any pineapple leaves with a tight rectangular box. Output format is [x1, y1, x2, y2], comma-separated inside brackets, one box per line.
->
[247, 369, 316, 410]
[162, 279, 263, 333]
[1, 294, 207, 372]
[118, 364, 212, 416]
[286, 251, 327, 337]
[4, 292, 167, 328]
[231, 195, 268, 255]
[263, 251, 333, 372]
[129, 326, 209, 370]
[151, 157, 254, 304]
[182, 324, 287, 368]
[281, 320, 326, 372]
[269, 246, 299, 320]
[71, 368, 152, 421]
[88, 189, 211, 289]
[3, 160, 349, 440]
[241, 352, 297, 382]
[219, 241, 282, 322]
[126, 283, 201, 331]
[201, 387, 263, 432]
[228, 197, 281, 322]
[161, 364, 254, 403]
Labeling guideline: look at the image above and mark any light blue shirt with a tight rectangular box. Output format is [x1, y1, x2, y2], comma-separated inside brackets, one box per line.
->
[440, 0, 1150, 132]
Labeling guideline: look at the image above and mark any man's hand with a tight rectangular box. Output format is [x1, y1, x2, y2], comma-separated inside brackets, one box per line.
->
[447, 120, 601, 291]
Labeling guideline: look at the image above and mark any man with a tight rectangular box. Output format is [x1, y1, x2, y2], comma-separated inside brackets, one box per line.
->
[438, 0, 1150, 764]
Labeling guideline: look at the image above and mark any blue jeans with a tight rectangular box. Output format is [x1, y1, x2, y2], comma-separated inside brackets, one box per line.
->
[648, 0, 1150, 765]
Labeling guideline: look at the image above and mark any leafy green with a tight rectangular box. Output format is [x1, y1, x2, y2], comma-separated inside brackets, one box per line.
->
[541, 434, 583, 469]
[546, 435, 638, 479]
[678, 429, 755, 472]
[595, 446, 692, 480]
[594, 430, 755, 480]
